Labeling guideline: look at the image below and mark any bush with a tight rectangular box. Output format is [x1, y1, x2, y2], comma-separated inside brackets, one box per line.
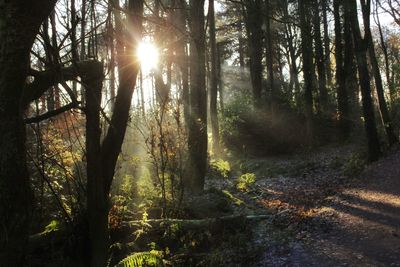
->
[236, 173, 256, 192]
[220, 90, 308, 156]
[343, 153, 366, 177]
[210, 159, 231, 179]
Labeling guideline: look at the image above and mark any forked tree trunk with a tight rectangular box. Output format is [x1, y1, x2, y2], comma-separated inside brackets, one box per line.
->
[345, 0, 381, 161]
[360, 0, 398, 146]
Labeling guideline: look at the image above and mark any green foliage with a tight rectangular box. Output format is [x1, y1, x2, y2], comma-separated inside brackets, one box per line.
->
[236, 173, 256, 192]
[343, 153, 366, 177]
[210, 159, 231, 178]
[221, 190, 244, 206]
[220, 90, 253, 141]
[142, 102, 188, 217]
[116, 251, 164, 267]
[44, 219, 60, 233]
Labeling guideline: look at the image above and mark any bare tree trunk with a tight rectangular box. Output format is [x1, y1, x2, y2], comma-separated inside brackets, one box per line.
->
[313, 0, 328, 113]
[0, 1, 56, 265]
[335, 0, 351, 139]
[299, 0, 315, 143]
[360, 0, 398, 146]
[345, 0, 381, 161]
[83, 62, 106, 267]
[85, 1, 143, 266]
[243, 0, 264, 107]
[188, 0, 207, 194]
[265, 0, 275, 106]
[375, 0, 396, 105]
[209, 0, 220, 155]
[322, 0, 333, 87]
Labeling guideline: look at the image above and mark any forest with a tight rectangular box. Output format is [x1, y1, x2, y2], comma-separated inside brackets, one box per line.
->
[1, 0, 400, 266]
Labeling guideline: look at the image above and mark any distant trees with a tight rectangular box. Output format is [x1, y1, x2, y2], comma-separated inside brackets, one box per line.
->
[2, 0, 400, 264]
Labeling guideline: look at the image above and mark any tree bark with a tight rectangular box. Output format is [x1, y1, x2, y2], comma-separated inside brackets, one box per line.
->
[313, 0, 328, 113]
[188, 0, 207, 194]
[299, 0, 315, 143]
[345, 0, 381, 161]
[209, 0, 220, 155]
[85, 1, 143, 266]
[334, 0, 351, 139]
[243, 0, 264, 107]
[0, 1, 56, 265]
[322, 0, 333, 87]
[83, 62, 106, 267]
[265, 0, 275, 106]
[360, 0, 398, 146]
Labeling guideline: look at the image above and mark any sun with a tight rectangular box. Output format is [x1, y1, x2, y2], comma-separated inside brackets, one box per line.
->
[137, 42, 159, 72]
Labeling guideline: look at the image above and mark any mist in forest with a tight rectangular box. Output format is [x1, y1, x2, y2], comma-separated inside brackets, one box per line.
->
[1, 0, 400, 266]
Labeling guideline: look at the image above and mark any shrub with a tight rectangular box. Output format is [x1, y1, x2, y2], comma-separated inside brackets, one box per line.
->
[236, 173, 256, 192]
[210, 159, 231, 179]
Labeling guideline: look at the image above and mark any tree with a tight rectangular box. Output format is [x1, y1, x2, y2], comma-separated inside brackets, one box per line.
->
[209, 0, 221, 155]
[360, 0, 398, 146]
[313, 0, 328, 113]
[264, 0, 276, 106]
[334, 0, 351, 139]
[299, 0, 315, 143]
[85, 0, 144, 266]
[0, 1, 57, 265]
[344, 0, 381, 161]
[243, 0, 264, 107]
[188, 0, 207, 193]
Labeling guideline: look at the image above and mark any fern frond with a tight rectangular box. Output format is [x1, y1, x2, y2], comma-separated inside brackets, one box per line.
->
[116, 251, 164, 267]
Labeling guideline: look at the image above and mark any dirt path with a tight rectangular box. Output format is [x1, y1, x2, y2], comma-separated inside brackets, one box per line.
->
[301, 151, 400, 267]
[255, 150, 400, 267]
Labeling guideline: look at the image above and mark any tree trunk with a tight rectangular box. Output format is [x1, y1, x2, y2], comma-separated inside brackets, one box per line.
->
[360, 0, 398, 146]
[83, 62, 107, 267]
[345, 0, 381, 161]
[0, 1, 56, 265]
[299, 0, 315, 143]
[188, 0, 207, 194]
[313, 0, 328, 113]
[265, 0, 275, 106]
[209, 0, 220, 155]
[375, 1, 396, 105]
[85, 1, 143, 266]
[243, 0, 264, 107]
[322, 0, 333, 87]
[334, 0, 351, 139]
[343, 5, 360, 124]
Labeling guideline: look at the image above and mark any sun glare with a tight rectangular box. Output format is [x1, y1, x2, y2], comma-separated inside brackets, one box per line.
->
[137, 42, 159, 72]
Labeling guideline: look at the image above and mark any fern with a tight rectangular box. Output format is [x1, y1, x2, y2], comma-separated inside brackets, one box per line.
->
[116, 251, 164, 267]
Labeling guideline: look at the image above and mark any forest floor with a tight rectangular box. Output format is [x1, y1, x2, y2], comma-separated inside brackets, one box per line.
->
[205, 145, 400, 267]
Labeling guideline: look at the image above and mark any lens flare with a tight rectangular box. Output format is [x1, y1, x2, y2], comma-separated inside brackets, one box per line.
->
[137, 42, 159, 72]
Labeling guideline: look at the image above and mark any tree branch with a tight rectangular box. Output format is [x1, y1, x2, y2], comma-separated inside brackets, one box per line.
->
[24, 102, 80, 124]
